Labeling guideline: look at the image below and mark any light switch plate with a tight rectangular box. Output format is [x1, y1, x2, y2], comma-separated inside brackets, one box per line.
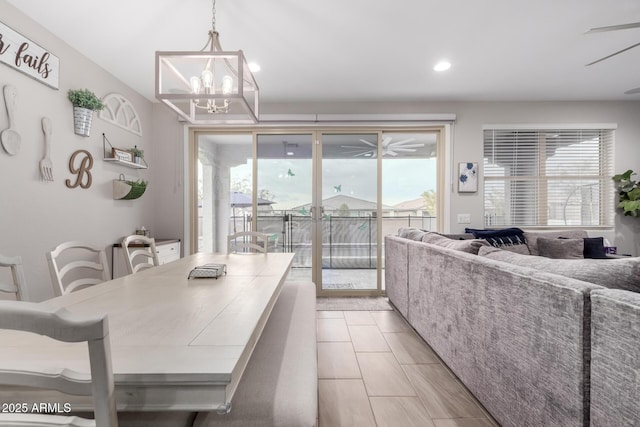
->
[457, 213, 471, 224]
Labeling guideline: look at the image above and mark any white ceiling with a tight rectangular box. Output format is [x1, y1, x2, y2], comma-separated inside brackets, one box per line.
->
[7, 0, 640, 104]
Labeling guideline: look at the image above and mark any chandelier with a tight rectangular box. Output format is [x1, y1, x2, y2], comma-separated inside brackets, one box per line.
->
[155, 0, 259, 124]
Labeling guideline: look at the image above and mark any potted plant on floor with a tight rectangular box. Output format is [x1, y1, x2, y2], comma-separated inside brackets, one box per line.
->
[68, 88, 105, 137]
[612, 169, 640, 217]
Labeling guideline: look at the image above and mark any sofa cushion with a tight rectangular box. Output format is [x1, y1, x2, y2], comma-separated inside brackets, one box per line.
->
[398, 227, 428, 241]
[538, 238, 584, 259]
[582, 237, 607, 259]
[478, 246, 640, 292]
[440, 233, 475, 240]
[557, 236, 608, 259]
[464, 227, 529, 253]
[421, 232, 489, 254]
[524, 230, 588, 256]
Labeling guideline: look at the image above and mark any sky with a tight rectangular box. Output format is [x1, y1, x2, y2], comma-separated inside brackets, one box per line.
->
[229, 157, 438, 210]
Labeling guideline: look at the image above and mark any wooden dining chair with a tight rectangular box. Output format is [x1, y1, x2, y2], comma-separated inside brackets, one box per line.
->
[0, 254, 28, 301]
[0, 301, 118, 427]
[227, 231, 269, 254]
[46, 241, 111, 297]
[121, 235, 159, 275]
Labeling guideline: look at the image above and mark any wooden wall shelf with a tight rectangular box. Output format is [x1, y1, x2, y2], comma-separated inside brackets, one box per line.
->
[102, 133, 148, 169]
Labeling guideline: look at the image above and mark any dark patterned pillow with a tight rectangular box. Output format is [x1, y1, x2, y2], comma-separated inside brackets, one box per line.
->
[584, 237, 607, 259]
[464, 227, 527, 251]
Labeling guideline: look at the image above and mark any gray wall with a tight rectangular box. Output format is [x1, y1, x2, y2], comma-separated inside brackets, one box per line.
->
[0, 1, 155, 301]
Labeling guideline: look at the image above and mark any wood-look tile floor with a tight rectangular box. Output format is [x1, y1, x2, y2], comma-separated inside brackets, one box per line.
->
[317, 310, 500, 427]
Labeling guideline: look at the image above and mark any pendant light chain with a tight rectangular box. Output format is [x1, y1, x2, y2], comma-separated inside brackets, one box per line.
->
[211, 0, 217, 34]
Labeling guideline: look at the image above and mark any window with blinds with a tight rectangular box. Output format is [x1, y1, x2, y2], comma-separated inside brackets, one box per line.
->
[483, 127, 614, 228]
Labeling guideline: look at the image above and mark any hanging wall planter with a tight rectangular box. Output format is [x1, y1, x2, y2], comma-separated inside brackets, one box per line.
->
[113, 174, 147, 200]
[68, 89, 105, 137]
[73, 107, 93, 136]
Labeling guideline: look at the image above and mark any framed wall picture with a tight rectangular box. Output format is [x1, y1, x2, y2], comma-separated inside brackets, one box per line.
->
[458, 162, 478, 193]
[112, 148, 134, 162]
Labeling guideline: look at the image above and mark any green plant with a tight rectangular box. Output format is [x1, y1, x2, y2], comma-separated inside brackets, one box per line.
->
[130, 145, 144, 158]
[123, 180, 147, 200]
[612, 169, 640, 217]
[67, 88, 105, 111]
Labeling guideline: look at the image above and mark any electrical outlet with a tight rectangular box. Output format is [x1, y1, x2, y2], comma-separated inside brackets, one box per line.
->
[457, 213, 471, 224]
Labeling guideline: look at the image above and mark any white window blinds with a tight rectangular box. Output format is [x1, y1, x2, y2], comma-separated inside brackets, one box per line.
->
[483, 128, 614, 228]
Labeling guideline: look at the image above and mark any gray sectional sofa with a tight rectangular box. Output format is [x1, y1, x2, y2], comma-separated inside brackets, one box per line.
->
[385, 229, 640, 427]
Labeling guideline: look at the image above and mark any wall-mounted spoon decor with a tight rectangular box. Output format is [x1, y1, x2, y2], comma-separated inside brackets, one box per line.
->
[40, 117, 54, 181]
[1, 85, 21, 155]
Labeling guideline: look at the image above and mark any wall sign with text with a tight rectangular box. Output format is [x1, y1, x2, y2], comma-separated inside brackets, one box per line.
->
[0, 21, 59, 90]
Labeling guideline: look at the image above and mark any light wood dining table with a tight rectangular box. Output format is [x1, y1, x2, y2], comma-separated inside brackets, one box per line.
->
[0, 252, 294, 413]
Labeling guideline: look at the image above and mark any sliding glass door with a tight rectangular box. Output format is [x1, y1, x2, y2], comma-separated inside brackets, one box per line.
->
[193, 127, 443, 296]
[255, 134, 314, 282]
[319, 133, 379, 293]
[196, 133, 253, 253]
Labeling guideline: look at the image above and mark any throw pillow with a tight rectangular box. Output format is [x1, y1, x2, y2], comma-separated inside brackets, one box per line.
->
[398, 227, 428, 241]
[478, 246, 640, 293]
[537, 238, 584, 259]
[583, 237, 607, 259]
[422, 232, 489, 255]
[464, 227, 528, 252]
[523, 230, 588, 256]
[558, 236, 608, 259]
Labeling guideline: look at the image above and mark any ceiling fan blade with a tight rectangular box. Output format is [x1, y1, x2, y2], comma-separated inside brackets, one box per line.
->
[359, 139, 376, 147]
[390, 138, 416, 146]
[385, 151, 399, 156]
[390, 148, 419, 153]
[391, 143, 424, 149]
[381, 137, 392, 148]
[625, 87, 640, 94]
[585, 22, 640, 34]
[586, 42, 640, 66]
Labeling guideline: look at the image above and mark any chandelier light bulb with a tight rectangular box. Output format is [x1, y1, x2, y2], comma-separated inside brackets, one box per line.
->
[222, 75, 233, 94]
[201, 69, 214, 89]
[190, 76, 201, 94]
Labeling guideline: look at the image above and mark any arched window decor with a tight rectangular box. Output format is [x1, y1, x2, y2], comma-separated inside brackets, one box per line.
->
[99, 93, 142, 136]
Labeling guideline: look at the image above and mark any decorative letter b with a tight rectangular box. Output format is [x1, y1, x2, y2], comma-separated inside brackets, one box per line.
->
[66, 149, 93, 189]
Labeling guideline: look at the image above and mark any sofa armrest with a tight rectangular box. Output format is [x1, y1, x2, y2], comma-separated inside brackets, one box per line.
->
[591, 289, 640, 426]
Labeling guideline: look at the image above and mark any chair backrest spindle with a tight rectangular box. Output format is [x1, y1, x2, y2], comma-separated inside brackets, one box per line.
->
[121, 235, 159, 275]
[0, 254, 28, 301]
[0, 301, 118, 426]
[46, 242, 110, 296]
[227, 231, 269, 254]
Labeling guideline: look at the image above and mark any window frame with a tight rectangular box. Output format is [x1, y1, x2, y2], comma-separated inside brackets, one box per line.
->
[482, 124, 616, 229]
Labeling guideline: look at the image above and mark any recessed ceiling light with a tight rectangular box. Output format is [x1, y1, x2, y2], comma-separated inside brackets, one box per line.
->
[248, 62, 261, 72]
[287, 151, 294, 156]
[433, 61, 451, 72]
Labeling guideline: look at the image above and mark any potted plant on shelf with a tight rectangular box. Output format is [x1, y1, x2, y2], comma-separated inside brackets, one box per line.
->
[68, 89, 105, 137]
[130, 146, 144, 164]
[612, 169, 640, 217]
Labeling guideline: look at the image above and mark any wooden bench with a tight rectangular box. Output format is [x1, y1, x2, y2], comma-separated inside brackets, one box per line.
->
[193, 280, 318, 427]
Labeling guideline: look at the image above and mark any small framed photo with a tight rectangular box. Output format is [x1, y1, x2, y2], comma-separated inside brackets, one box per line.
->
[458, 162, 478, 193]
[112, 148, 134, 162]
